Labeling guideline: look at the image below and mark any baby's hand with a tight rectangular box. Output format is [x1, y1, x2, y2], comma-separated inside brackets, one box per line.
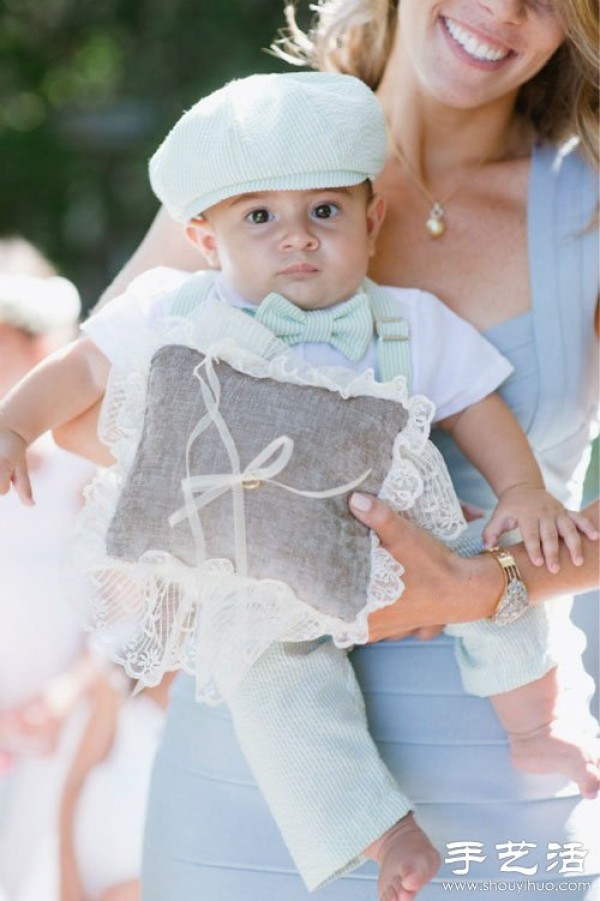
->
[0, 426, 33, 505]
[483, 485, 599, 573]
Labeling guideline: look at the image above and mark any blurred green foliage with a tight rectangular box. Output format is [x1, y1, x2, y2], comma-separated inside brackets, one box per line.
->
[0, 0, 291, 311]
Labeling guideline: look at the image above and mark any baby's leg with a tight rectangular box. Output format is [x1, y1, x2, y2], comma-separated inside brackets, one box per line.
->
[491, 667, 600, 799]
[366, 813, 441, 901]
[228, 639, 415, 890]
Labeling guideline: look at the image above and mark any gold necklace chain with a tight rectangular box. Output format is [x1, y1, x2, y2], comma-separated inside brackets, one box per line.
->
[386, 121, 485, 239]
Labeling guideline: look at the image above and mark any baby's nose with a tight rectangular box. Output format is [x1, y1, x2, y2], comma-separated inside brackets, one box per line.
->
[280, 222, 319, 250]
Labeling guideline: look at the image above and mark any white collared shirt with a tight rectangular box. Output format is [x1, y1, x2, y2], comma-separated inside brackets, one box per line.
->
[84, 267, 513, 423]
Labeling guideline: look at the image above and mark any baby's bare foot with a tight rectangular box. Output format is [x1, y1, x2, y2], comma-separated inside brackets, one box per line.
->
[370, 813, 441, 901]
[509, 724, 600, 799]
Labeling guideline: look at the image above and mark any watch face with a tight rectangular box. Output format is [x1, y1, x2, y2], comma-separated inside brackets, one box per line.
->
[493, 579, 529, 626]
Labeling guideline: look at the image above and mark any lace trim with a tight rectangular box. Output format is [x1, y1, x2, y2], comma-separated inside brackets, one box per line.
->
[71, 306, 465, 703]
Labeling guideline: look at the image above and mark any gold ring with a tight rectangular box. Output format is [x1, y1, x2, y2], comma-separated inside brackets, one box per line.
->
[242, 479, 263, 490]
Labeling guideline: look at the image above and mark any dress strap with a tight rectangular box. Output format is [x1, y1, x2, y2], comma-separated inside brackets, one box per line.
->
[526, 142, 599, 447]
[364, 278, 412, 386]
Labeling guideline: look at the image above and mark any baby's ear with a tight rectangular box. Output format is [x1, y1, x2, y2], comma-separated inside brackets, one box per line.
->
[186, 218, 220, 267]
[366, 193, 386, 255]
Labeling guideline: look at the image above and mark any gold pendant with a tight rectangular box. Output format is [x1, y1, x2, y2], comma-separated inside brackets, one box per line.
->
[426, 202, 445, 239]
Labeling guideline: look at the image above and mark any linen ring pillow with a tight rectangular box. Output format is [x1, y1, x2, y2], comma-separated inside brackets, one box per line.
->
[70, 300, 464, 702]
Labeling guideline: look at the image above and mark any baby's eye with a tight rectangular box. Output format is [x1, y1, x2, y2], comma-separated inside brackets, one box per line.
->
[311, 202, 341, 220]
[245, 208, 273, 224]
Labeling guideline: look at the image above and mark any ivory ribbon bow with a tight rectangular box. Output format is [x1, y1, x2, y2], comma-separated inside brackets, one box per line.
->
[252, 291, 373, 361]
[169, 356, 371, 576]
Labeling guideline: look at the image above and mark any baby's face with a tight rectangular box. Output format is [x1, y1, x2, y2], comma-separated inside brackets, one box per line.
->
[188, 184, 384, 310]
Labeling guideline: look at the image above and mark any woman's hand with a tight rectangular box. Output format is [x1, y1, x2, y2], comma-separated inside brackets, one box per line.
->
[349, 493, 600, 643]
[348, 493, 504, 642]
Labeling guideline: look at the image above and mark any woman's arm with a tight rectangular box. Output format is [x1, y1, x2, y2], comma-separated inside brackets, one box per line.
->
[348, 494, 600, 642]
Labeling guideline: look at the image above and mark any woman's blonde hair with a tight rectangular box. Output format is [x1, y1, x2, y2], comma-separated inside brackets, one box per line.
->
[274, 0, 599, 166]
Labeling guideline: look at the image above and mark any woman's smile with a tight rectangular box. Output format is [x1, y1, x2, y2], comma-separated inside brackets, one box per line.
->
[388, 0, 566, 111]
[441, 15, 513, 65]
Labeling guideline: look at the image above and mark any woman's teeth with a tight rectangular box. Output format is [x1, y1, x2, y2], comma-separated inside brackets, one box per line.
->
[444, 17, 509, 62]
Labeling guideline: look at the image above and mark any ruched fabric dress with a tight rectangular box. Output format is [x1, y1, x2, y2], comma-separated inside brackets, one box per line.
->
[142, 144, 599, 900]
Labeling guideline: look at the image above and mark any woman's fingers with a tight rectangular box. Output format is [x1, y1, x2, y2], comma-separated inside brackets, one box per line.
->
[349, 493, 406, 556]
[349, 494, 466, 638]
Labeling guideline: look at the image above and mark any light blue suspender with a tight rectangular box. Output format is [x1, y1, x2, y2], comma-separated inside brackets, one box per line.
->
[169, 273, 412, 388]
[363, 278, 412, 387]
[169, 271, 215, 317]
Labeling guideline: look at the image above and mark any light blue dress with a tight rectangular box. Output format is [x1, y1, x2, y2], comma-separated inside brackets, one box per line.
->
[141, 144, 599, 899]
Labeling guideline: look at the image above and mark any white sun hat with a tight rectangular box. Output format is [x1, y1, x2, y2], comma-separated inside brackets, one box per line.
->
[0, 274, 81, 334]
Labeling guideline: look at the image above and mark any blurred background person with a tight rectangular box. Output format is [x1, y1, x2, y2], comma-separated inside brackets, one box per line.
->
[0, 235, 97, 899]
[0, 235, 171, 901]
[57, 675, 172, 901]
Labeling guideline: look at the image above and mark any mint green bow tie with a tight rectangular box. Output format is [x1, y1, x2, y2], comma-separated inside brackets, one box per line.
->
[252, 291, 373, 362]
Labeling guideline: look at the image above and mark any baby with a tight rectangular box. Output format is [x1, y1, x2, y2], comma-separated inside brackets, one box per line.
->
[0, 73, 598, 901]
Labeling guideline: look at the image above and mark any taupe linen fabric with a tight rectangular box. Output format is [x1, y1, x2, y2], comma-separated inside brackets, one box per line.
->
[107, 345, 408, 620]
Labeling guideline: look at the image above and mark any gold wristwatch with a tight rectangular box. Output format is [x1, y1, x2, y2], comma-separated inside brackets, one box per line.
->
[485, 546, 530, 626]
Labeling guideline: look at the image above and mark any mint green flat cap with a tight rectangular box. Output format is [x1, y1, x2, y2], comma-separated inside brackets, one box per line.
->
[149, 71, 387, 223]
